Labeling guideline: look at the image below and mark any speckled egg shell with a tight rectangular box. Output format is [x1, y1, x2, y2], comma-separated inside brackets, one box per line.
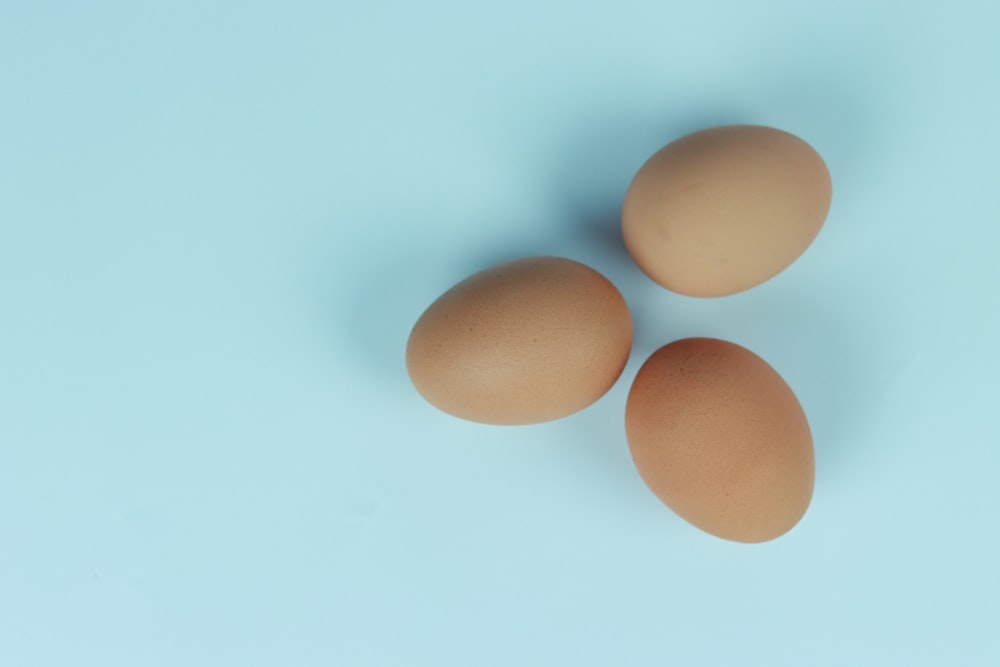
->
[625, 337, 814, 542]
[407, 256, 633, 425]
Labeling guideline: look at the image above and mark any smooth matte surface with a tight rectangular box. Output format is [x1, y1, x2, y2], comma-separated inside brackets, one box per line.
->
[2, 1, 998, 665]
[626, 338, 814, 543]
[407, 257, 632, 425]
[622, 125, 832, 296]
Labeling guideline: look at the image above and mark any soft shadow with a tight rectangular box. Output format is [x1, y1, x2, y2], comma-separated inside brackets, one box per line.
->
[533, 104, 755, 487]
[545, 102, 760, 334]
[538, 87, 891, 486]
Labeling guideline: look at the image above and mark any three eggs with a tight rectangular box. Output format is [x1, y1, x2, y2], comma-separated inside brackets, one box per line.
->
[406, 125, 831, 543]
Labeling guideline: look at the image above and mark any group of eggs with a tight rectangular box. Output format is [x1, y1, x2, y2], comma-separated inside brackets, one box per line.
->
[406, 125, 832, 543]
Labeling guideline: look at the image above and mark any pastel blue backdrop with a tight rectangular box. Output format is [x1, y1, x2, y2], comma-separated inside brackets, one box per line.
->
[2, 1, 998, 665]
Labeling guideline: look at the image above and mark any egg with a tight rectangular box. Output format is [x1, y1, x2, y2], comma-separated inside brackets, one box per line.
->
[406, 256, 633, 425]
[625, 338, 814, 542]
[622, 125, 832, 297]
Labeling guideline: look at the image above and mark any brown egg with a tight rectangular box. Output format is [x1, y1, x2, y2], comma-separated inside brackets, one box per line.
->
[407, 256, 632, 425]
[622, 125, 832, 297]
[625, 338, 814, 542]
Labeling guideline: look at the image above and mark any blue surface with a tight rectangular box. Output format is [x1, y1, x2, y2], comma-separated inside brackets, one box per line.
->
[2, 1, 999, 665]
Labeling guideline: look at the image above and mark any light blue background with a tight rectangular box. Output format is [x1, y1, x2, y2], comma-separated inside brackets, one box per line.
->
[2, 1, 998, 665]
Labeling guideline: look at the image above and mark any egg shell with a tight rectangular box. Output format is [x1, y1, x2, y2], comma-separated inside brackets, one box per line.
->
[625, 338, 814, 542]
[622, 125, 832, 297]
[406, 256, 633, 425]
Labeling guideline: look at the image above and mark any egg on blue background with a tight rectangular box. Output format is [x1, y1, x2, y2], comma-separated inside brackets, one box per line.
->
[1, 1, 998, 666]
